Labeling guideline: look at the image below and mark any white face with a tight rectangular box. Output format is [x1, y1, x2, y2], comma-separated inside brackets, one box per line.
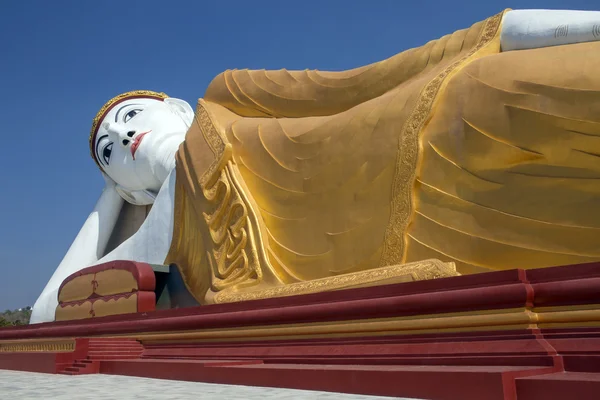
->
[94, 97, 192, 194]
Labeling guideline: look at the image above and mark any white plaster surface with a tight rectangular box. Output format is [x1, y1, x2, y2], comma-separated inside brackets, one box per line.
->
[94, 169, 177, 266]
[501, 9, 600, 51]
[0, 370, 419, 400]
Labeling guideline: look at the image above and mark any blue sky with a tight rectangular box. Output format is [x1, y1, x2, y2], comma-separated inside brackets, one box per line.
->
[0, 0, 597, 311]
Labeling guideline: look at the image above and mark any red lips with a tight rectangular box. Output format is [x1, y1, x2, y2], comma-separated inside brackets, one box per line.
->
[130, 130, 151, 160]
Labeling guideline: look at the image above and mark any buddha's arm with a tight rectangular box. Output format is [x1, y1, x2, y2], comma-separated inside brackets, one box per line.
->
[501, 10, 600, 51]
[204, 16, 492, 119]
[30, 183, 123, 324]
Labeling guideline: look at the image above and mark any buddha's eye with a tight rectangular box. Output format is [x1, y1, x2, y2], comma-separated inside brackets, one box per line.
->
[102, 142, 113, 165]
[123, 109, 142, 123]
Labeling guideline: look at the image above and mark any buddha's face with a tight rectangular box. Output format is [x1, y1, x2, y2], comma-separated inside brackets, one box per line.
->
[94, 97, 193, 195]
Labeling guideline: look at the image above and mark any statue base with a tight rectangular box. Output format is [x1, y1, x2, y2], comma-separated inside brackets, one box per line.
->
[3, 262, 600, 399]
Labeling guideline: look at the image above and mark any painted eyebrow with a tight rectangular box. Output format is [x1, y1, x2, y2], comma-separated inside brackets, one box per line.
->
[95, 134, 109, 165]
[114, 103, 142, 122]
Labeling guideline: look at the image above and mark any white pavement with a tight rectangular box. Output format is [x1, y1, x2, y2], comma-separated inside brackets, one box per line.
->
[0, 370, 419, 400]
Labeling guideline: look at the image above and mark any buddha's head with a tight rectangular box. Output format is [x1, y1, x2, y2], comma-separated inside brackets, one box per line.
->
[90, 90, 194, 204]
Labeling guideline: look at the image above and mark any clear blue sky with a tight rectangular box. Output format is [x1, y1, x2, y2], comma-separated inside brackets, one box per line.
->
[0, 0, 597, 311]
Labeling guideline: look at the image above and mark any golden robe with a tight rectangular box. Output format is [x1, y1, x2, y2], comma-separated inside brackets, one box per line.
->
[166, 11, 600, 304]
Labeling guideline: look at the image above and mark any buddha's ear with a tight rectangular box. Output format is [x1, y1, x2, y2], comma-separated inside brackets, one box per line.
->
[114, 184, 156, 206]
[164, 97, 194, 126]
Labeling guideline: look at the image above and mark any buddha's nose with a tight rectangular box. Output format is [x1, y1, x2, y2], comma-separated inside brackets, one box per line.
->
[103, 123, 136, 147]
[119, 130, 136, 147]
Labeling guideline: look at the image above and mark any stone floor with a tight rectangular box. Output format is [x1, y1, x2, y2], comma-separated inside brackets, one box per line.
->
[0, 370, 418, 400]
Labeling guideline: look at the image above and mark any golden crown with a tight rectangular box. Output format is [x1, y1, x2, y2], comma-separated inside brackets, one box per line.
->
[89, 90, 169, 169]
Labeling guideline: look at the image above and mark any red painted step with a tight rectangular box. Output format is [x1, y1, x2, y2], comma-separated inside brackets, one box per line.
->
[516, 371, 600, 400]
[58, 338, 144, 375]
[58, 369, 77, 375]
[88, 355, 142, 360]
[100, 360, 560, 400]
[88, 351, 143, 356]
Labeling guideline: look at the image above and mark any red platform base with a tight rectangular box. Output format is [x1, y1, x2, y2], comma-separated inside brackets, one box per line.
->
[3, 262, 600, 399]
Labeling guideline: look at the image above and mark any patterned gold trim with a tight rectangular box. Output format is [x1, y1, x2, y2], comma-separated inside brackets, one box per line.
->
[196, 99, 229, 187]
[0, 340, 75, 353]
[214, 259, 457, 303]
[196, 101, 226, 160]
[89, 90, 168, 169]
[380, 11, 506, 266]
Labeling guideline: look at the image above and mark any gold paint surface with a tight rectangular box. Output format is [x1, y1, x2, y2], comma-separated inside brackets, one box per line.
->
[166, 10, 600, 304]
[408, 35, 600, 274]
[92, 295, 138, 318]
[167, 13, 504, 303]
[55, 294, 138, 321]
[381, 11, 505, 266]
[58, 275, 94, 303]
[94, 269, 138, 296]
[55, 300, 92, 321]
[58, 270, 138, 304]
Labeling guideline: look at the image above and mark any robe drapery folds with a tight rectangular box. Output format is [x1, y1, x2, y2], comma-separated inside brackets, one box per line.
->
[165, 10, 600, 303]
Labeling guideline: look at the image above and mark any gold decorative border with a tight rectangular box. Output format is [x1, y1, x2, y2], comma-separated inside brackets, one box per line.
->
[214, 259, 457, 303]
[196, 99, 228, 187]
[0, 340, 75, 353]
[380, 11, 506, 266]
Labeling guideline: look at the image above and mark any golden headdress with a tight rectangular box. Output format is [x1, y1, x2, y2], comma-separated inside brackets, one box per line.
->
[89, 90, 169, 169]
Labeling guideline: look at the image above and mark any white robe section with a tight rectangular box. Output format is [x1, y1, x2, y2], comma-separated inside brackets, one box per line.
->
[501, 10, 600, 51]
[94, 169, 176, 265]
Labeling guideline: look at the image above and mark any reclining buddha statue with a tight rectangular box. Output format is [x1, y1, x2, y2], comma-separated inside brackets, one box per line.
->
[31, 9, 600, 323]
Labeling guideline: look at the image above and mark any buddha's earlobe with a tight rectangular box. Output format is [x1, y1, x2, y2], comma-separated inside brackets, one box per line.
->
[164, 98, 194, 127]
